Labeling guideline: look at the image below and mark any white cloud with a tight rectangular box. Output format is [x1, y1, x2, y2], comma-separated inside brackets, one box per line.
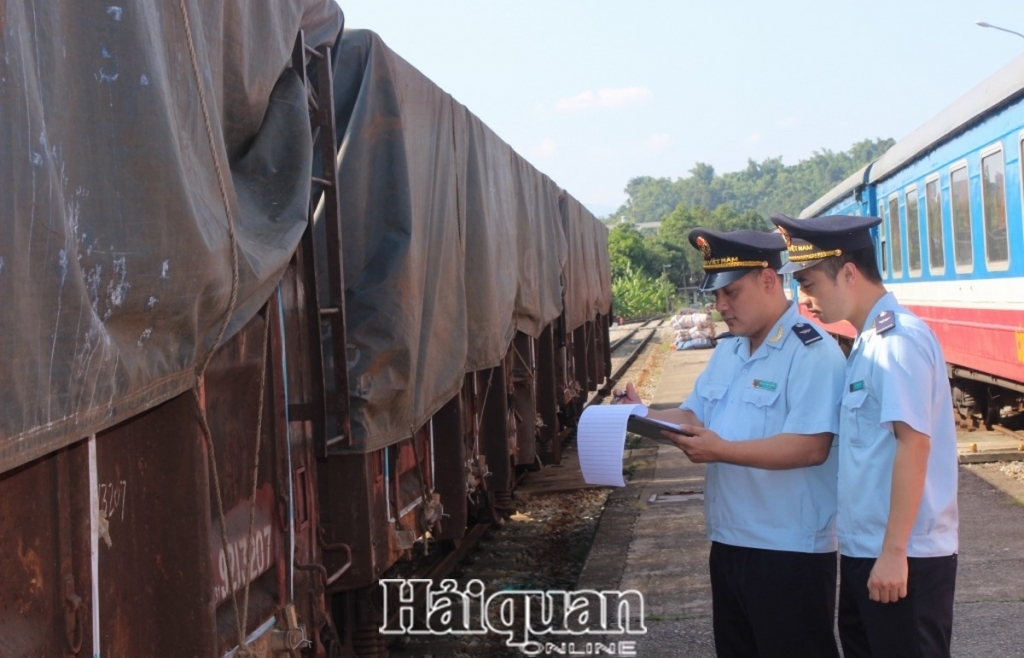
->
[747, 133, 762, 143]
[645, 133, 672, 153]
[531, 137, 557, 159]
[555, 86, 652, 111]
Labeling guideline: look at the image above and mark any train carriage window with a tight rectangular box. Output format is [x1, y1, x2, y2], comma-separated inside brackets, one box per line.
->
[980, 147, 1009, 268]
[905, 186, 922, 275]
[950, 163, 973, 271]
[888, 194, 903, 277]
[925, 175, 945, 273]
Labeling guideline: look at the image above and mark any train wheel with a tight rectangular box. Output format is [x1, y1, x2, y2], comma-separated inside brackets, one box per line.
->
[952, 384, 980, 429]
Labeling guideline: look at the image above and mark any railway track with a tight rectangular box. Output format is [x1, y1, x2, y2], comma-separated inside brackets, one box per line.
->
[590, 317, 666, 406]
[385, 319, 668, 657]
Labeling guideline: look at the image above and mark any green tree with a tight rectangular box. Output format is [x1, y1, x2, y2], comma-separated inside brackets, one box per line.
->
[610, 176, 680, 225]
[603, 137, 895, 312]
[608, 222, 664, 279]
[606, 137, 894, 224]
[612, 264, 670, 321]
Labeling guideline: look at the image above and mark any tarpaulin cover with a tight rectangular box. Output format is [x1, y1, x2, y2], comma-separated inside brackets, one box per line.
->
[594, 220, 612, 314]
[0, 1, 343, 474]
[511, 158, 567, 339]
[455, 105, 519, 371]
[330, 29, 467, 453]
[330, 30, 577, 452]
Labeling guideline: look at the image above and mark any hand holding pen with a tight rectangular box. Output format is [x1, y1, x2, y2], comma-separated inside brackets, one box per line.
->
[610, 382, 641, 405]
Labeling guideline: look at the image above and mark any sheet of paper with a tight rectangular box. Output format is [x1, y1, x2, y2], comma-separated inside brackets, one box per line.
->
[577, 403, 650, 487]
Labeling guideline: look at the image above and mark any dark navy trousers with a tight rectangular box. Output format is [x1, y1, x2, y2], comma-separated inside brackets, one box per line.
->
[709, 541, 840, 658]
[838, 554, 957, 658]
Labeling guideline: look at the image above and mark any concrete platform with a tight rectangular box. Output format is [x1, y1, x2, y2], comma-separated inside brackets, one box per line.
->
[577, 345, 1024, 658]
[956, 429, 1024, 463]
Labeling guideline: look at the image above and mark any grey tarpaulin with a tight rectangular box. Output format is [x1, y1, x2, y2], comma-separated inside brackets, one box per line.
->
[594, 220, 612, 316]
[455, 105, 519, 372]
[330, 30, 592, 453]
[0, 1, 343, 474]
[511, 157, 567, 339]
[330, 29, 468, 454]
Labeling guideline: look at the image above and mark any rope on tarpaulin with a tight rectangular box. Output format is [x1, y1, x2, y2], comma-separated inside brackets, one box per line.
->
[176, 1, 267, 655]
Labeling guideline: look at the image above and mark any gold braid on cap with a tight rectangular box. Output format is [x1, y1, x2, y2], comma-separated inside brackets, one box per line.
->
[788, 249, 842, 262]
[703, 259, 769, 270]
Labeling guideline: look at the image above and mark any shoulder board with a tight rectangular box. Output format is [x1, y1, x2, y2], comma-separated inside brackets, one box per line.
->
[792, 323, 822, 345]
[873, 310, 896, 334]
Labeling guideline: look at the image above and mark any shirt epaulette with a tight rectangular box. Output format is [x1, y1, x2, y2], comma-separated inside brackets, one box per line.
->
[792, 322, 822, 345]
[873, 310, 896, 334]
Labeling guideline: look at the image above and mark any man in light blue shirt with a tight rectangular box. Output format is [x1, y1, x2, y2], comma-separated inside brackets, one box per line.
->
[616, 227, 846, 658]
[773, 213, 958, 658]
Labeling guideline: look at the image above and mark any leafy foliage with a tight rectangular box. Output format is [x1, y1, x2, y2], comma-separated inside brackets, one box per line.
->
[606, 138, 894, 225]
[611, 264, 670, 321]
[608, 222, 663, 279]
[605, 137, 893, 316]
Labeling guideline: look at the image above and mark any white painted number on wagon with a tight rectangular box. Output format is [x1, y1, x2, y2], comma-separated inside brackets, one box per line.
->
[98, 480, 128, 522]
[215, 525, 273, 602]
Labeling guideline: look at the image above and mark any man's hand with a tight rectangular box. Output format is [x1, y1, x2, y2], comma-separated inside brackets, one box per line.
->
[664, 425, 725, 463]
[611, 382, 642, 405]
[867, 549, 909, 603]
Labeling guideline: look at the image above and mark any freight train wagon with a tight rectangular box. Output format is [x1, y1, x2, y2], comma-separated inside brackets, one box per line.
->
[0, 3, 611, 657]
[796, 51, 1024, 427]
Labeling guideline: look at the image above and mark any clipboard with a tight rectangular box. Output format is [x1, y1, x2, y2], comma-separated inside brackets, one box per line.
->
[626, 415, 694, 445]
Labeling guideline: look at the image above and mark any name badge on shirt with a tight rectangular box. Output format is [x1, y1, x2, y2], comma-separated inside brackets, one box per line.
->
[849, 380, 865, 392]
[753, 379, 777, 391]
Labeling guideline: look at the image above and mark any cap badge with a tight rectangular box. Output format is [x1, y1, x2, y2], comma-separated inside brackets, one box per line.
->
[696, 236, 712, 260]
[778, 225, 792, 249]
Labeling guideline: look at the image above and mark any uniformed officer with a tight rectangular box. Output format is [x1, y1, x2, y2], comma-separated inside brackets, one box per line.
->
[771, 212, 959, 658]
[614, 227, 846, 658]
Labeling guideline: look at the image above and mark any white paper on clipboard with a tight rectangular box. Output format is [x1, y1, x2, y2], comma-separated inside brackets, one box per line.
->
[577, 404, 683, 487]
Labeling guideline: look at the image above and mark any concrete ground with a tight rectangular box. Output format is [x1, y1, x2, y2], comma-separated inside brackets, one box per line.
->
[575, 345, 1024, 658]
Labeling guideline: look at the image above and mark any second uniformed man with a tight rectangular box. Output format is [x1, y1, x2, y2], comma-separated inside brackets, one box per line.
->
[772, 213, 958, 658]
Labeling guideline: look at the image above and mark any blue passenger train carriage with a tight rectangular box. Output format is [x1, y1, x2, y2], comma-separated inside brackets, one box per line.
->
[798, 52, 1024, 425]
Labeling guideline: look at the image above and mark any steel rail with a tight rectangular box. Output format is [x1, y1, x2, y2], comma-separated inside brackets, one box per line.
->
[380, 320, 665, 646]
[589, 318, 665, 407]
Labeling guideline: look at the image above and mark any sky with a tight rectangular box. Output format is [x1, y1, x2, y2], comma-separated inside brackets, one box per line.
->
[336, 1, 1024, 217]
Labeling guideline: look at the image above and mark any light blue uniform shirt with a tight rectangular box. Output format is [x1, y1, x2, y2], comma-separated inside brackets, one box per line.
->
[681, 302, 846, 553]
[838, 292, 959, 558]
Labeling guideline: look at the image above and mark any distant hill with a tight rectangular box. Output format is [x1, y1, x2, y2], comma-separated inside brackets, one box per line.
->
[605, 137, 894, 226]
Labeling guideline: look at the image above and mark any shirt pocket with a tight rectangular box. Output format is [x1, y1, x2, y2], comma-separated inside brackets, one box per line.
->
[739, 387, 782, 438]
[840, 389, 874, 446]
[699, 383, 729, 422]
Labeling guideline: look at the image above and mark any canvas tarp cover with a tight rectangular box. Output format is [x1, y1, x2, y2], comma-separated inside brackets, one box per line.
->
[0, 1, 343, 474]
[560, 195, 589, 331]
[329, 30, 568, 452]
[563, 193, 614, 330]
[580, 203, 612, 319]
[593, 219, 612, 314]
[455, 105, 519, 372]
[511, 158, 567, 339]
